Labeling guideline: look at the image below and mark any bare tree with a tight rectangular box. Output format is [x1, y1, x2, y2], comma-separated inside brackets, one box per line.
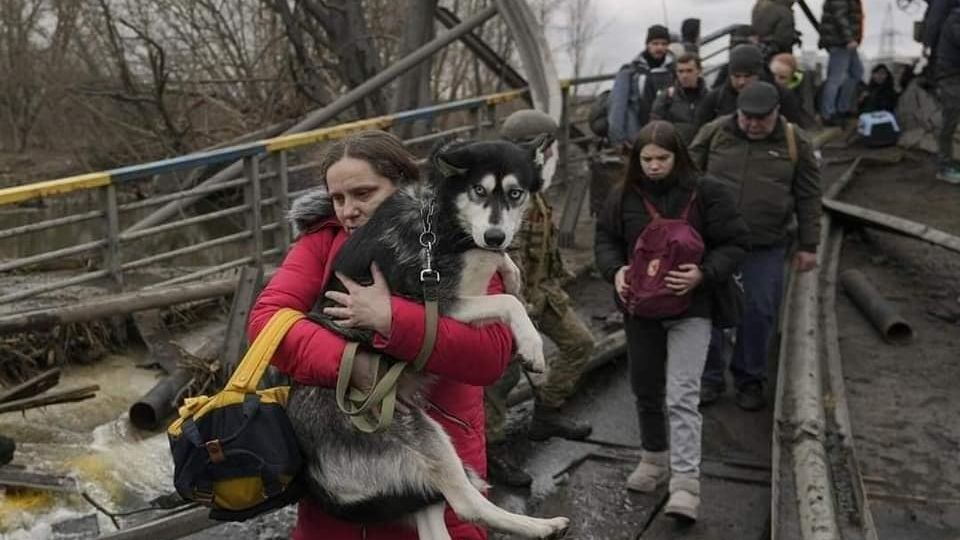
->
[392, 0, 438, 138]
[267, 0, 388, 118]
[0, 0, 81, 151]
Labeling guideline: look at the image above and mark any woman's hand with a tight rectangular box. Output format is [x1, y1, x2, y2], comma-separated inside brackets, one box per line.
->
[323, 263, 393, 337]
[665, 264, 704, 296]
[614, 265, 630, 301]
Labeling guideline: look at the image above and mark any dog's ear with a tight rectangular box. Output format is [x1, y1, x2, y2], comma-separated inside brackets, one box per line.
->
[519, 133, 556, 171]
[432, 145, 469, 179]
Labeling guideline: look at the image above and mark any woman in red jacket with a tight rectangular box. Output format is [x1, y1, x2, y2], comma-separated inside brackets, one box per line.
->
[248, 130, 514, 539]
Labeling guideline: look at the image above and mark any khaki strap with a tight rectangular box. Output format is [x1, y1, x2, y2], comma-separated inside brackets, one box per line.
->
[226, 308, 304, 393]
[334, 299, 439, 433]
[784, 120, 798, 165]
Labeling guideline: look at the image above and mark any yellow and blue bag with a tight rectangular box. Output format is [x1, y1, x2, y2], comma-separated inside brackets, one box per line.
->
[167, 308, 305, 521]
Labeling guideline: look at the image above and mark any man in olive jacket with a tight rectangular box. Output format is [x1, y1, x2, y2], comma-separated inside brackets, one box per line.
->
[819, 0, 864, 124]
[689, 82, 821, 410]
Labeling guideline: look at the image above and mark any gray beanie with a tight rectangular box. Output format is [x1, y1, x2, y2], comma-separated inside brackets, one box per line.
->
[500, 109, 558, 141]
[728, 44, 764, 76]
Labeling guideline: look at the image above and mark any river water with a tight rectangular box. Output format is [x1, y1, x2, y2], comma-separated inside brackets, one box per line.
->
[1, 352, 176, 539]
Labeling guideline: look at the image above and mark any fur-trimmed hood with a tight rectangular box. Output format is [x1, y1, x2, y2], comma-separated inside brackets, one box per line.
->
[288, 186, 334, 237]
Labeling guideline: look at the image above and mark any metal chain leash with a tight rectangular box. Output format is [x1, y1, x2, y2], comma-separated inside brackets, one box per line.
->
[419, 198, 440, 283]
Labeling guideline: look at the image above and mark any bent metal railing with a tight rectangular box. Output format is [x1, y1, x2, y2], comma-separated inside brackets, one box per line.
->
[0, 79, 616, 312]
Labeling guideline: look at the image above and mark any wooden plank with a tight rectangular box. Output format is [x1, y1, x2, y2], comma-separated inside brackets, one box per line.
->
[823, 198, 960, 254]
[132, 311, 182, 374]
[0, 385, 99, 414]
[0, 368, 60, 404]
[220, 266, 264, 381]
[0, 278, 237, 335]
[0, 465, 77, 492]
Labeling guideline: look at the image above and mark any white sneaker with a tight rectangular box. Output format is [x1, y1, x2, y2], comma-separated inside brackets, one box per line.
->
[625, 450, 668, 492]
[664, 476, 700, 522]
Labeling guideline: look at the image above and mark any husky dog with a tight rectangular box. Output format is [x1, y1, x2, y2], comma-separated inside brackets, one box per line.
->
[286, 139, 570, 539]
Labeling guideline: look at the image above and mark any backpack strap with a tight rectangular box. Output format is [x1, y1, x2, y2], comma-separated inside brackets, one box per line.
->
[640, 196, 661, 220]
[783, 118, 798, 165]
[679, 191, 699, 221]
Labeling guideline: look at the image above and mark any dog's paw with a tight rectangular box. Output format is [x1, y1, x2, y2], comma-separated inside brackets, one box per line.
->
[535, 517, 570, 539]
[517, 332, 546, 374]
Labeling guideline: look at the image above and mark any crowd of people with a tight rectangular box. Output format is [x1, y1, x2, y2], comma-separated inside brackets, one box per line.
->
[243, 1, 955, 537]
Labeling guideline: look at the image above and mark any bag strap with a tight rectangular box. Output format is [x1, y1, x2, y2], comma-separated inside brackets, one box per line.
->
[334, 297, 439, 433]
[640, 196, 661, 220]
[641, 191, 698, 221]
[783, 118, 798, 165]
[226, 308, 304, 393]
[679, 191, 699, 221]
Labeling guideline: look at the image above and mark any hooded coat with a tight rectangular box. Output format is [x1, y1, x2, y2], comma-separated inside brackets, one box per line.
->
[607, 50, 676, 146]
[752, 0, 797, 55]
[249, 188, 514, 540]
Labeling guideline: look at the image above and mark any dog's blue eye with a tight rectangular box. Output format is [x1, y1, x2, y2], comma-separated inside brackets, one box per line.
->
[508, 189, 525, 200]
[472, 185, 486, 197]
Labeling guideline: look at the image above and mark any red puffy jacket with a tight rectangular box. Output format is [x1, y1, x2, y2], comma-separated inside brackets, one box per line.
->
[248, 217, 514, 539]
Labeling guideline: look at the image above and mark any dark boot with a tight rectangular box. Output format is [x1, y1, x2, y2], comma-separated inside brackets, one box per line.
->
[528, 404, 592, 442]
[735, 381, 766, 411]
[487, 442, 532, 488]
[699, 381, 725, 407]
[0, 435, 14, 466]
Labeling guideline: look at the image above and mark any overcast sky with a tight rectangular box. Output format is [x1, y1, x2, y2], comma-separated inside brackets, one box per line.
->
[547, 0, 927, 78]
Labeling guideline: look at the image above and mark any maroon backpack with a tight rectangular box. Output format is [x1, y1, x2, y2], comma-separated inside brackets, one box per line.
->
[624, 193, 705, 318]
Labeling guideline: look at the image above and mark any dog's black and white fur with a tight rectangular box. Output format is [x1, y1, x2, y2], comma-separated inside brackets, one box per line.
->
[285, 139, 569, 539]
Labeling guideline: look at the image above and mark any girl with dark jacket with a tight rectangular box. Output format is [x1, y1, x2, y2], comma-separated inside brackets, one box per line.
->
[594, 121, 750, 522]
[860, 64, 900, 113]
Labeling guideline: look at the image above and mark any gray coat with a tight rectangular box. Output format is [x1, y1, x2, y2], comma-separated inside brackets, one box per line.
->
[607, 52, 675, 146]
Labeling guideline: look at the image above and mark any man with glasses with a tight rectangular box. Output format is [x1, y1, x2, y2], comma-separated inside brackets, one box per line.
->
[689, 82, 821, 411]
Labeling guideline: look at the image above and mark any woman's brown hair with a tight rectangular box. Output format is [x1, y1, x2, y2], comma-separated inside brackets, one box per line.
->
[315, 130, 419, 187]
[624, 120, 699, 186]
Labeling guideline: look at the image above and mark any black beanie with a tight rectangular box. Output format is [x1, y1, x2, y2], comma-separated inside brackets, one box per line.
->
[646, 24, 670, 44]
[728, 44, 764, 76]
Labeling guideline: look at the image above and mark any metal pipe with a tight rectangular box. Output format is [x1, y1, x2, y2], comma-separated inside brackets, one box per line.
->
[129, 368, 194, 430]
[0, 238, 107, 273]
[0, 209, 104, 241]
[119, 205, 250, 243]
[121, 231, 251, 271]
[839, 269, 914, 345]
[0, 269, 111, 306]
[123, 5, 498, 235]
[117, 178, 249, 213]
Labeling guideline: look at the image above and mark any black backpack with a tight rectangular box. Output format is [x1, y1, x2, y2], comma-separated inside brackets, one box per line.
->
[588, 89, 611, 139]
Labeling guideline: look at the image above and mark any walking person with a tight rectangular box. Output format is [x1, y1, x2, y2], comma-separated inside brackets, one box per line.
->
[818, 0, 865, 125]
[752, 0, 798, 58]
[607, 24, 676, 148]
[923, 0, 960, 183]
[650, 52, 709, 144]
[690, 82, 822, 410]
[484, 110, 595, 488]
[595, 121, 750, 521]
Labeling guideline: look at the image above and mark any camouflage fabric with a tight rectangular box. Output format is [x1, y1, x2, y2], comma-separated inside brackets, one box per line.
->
[509, 194, 571, 317]
[485, 289, 595, 442]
